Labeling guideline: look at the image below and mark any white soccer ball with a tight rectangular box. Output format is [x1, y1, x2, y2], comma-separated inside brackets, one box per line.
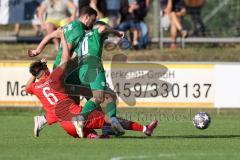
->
[192, 112, 211, 130]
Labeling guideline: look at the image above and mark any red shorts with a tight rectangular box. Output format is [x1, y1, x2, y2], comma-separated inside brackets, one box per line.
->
[45, 112, 58, 125]
[45, 98, 78, 125]
[58, 103, 105, 138]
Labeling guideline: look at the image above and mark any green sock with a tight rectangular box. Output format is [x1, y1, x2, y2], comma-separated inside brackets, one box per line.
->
[81, 100, 96, 117]
[106, 102, 116, 117]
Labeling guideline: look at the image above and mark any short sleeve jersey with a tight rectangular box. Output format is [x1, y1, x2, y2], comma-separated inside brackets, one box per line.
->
[26, 69, 69, 116]
[53, 20, 86, 69]
[77, 28, 104, 59]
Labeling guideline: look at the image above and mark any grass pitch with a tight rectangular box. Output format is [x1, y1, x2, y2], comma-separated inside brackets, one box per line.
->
[0, 108, 240, 160]
[1, 43, 240, 62]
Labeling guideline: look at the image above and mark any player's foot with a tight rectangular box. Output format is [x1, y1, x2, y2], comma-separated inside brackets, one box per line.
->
[86, 133, 99, 139]
[72, 115, 85, 138]
[102, 124, 116, 135]
[144, 120, 158, 136]
[34, 116, 47, 137]
[111, 117, 125, 136]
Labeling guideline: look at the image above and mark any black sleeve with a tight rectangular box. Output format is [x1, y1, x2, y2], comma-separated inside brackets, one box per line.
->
[135, 0, 148, 21]
[119, 0, 129, 22]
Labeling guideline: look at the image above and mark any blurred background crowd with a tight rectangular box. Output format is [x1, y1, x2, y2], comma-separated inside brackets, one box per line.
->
[0, 0, 240, 50]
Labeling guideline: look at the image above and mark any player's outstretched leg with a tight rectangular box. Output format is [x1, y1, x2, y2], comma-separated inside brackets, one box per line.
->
[34, 115, 47, 137]
[144, 120, 158, 136]
[102, 118, 158, 137]
[109, 117, 125, 136]
[73, 113, 125, 138]
[75, 90, 105, 138]
[104, 89, 118, 118]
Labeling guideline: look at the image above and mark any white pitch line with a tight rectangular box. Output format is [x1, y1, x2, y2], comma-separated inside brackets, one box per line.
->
[111, 153, 239, 160]
[111, 154, 175, 160]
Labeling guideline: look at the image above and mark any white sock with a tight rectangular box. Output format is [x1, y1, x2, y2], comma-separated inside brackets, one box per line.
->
[40, 115, 47, 126]
[143, 126, 147, 133]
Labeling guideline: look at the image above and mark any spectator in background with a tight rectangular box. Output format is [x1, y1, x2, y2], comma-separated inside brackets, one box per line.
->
[185, 0, 205, 36]
[32, 0, 44, 37]
[78, 0, 90, 10]
[13, 23, 21, 37]
[135, 0, 150, 49]
[104, 0, 121, 28]
[118, 0, 140, 50]
[161, 0, 188, 48]
[13, 0, 44, 37]
[73, 0, 80, 17]
[77, 0, 104, 19]
[38, 0, 77, 50]
[89, 0, 104, 19]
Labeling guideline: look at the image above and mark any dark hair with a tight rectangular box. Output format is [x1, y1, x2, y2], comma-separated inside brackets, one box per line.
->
[79, 6, 97, 17]
[29, 60, 47, 77]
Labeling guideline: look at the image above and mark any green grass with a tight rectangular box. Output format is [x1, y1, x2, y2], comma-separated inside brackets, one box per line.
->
[1, 43, 240, 61]
[0, 108, 240, 160]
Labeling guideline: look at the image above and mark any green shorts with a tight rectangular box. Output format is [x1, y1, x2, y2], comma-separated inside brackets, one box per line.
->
[79, 66, 106, 91]
[65, 69, 81, 86]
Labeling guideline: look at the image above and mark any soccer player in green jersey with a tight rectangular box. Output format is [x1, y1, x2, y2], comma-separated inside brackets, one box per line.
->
[73, 21, 124, 138]
[28, 6, 97, 69]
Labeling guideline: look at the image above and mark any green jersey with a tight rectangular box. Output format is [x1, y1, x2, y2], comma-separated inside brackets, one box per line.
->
[77, 28, 104, 60]
[77, 28, 106, 90]
[53, 20, 86, 69]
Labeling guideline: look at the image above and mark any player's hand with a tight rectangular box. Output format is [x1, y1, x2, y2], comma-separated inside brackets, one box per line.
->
[27, 49, 40, 57]
[118, 31, 125, 39]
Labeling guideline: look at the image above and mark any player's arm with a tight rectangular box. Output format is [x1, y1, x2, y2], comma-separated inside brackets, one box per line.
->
[98, 25, 124, 38]
[28, 29, 62, 57]
[59, 28, 70, 68]
[28, 30, 73, 57]
[25, 59, 46, 93]
[48, 27, 75, 88]
[25, 76, 36, 94]
[49, 29, 70, 91]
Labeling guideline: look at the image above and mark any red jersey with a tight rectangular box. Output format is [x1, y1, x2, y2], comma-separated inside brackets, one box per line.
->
[26, 68, 70, 124]
[26, 67, 105, 137]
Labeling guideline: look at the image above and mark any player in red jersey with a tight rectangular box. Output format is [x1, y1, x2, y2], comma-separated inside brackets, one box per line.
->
[26, 28, 158, 138]
[26, 61, 125, 138]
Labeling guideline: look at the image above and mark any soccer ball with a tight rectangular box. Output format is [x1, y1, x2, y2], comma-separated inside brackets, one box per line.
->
[192, 112, 211, 130]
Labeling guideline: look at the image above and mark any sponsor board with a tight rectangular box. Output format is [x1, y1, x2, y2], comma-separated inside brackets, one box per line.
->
[0, 61, 217, 108]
